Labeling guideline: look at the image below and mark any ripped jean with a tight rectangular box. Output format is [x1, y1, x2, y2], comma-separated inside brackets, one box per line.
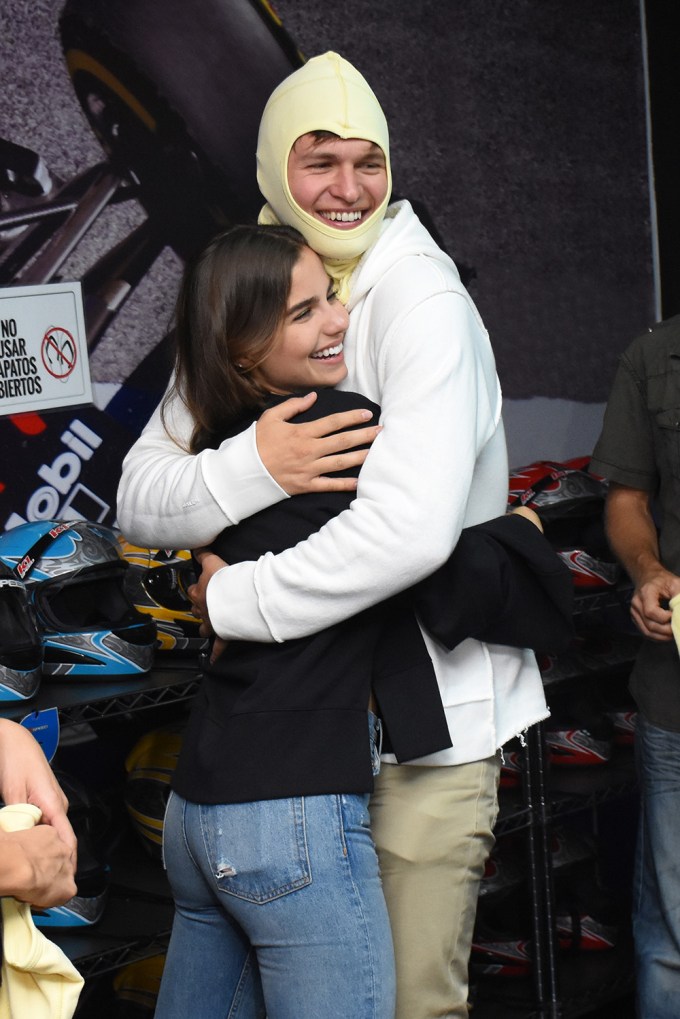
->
[155, 714, 395, 1019]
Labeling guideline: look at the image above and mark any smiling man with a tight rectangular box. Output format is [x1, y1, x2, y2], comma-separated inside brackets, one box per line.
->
[117, 52, 547, 1018]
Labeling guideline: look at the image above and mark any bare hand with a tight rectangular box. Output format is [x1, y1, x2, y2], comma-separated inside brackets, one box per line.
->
[509, 506, 544, 532]
[631, 566, 680, 641]
[0, 719, 76, 857]
[188, 549, 229, 662]
[256, 392, 381, 495]
[1, 826, 77, 907]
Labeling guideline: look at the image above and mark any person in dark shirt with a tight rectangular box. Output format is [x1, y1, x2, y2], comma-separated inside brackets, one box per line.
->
[590, 315, 680, 1018]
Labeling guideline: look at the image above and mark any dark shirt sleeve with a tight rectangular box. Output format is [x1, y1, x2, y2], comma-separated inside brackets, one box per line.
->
[590, 344, 658, 492]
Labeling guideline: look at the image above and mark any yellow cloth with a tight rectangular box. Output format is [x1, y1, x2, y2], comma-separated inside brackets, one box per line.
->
[0, 804, 83, 1019]
[256, 50, 392, 272]
[258, 202, 360, 304]
[670, 593, 680, 655]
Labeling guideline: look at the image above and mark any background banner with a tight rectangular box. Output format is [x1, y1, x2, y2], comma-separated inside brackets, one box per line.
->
[0, 0, 656, 531]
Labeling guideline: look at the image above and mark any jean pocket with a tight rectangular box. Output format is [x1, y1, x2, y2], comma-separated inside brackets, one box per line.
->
[199, 797, 312, 903]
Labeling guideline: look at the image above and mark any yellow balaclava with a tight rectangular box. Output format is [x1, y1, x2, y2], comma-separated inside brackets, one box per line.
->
[257, 51, 392, 302]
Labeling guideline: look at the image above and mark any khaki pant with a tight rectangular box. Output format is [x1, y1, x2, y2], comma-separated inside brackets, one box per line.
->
[370, 757, 500, 1019]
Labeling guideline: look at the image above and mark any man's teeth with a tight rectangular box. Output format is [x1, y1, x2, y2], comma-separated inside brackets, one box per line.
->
[312, 343, 343, 359]
[321, 211, 363, 222]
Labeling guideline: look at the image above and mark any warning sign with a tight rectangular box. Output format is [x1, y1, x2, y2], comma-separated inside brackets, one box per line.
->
[0, 282, 92, 416]
[42, 327, 77, 379]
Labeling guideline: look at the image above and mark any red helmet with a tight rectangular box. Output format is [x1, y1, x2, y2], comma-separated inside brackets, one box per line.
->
[508, 459, 621, 590]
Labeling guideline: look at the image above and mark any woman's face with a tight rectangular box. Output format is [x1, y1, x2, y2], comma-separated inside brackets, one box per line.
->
[249, 246, 349, 395]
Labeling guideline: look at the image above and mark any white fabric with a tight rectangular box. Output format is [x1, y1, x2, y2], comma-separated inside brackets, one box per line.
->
[0, 805, 83, 1019]
[117, 202, 547, 765]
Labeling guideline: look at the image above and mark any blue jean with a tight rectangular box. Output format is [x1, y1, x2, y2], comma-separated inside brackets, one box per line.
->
[155, 722, 395, 1018]
[633, 713, 680, 1018]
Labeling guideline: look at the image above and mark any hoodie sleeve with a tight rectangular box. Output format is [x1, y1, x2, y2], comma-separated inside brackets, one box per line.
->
[205, 254, 505, 642]
[116, 385, 288, 548]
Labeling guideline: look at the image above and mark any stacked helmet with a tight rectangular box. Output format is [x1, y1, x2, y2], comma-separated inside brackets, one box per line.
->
[544, 689, 615, 767]
[0, 563, 42, 700]
[32, 770, 111, 928]
[124, 724, 184, 860]
[508, 458, 621, 589]
[0, 520, 155, 677]
[113, 954, 166, 1017]
[117, 540, 206, 653]
[471, 883, 534, 978]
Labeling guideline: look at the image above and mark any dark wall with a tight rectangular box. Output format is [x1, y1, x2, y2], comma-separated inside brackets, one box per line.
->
[0, 0, 659, 527]
[274, 0, 655, 404]
[644, 0, 680, 319]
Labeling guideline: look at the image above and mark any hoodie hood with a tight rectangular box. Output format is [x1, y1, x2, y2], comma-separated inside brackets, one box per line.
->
[256, 51, 392, 260]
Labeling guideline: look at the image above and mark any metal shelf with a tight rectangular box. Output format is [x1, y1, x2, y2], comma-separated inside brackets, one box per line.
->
[48, 838, 173, 980]
[548, 748, 637, 821]
[472, 942, 635, 1019]
[0, 659, 200, 728]
[572, 583, 633, 616]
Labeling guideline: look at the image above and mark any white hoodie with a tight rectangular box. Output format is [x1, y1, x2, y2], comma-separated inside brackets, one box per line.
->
[117, 200, 547, 765]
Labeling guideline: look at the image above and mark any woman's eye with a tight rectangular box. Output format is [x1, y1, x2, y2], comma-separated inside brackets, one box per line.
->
[327, 289, 338, 303]
[293, 307, 312, 321]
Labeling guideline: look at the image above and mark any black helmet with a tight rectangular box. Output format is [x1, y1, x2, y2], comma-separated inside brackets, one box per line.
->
[117, 540, 207, 654]
[508, 459, 621, 590]
[0, 562, 42, 701]
[0, 520, 156, 677]
[32, 770, 111, 928]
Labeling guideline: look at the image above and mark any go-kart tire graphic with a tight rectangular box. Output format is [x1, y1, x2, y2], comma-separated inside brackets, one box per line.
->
[59, 0, 302, 258]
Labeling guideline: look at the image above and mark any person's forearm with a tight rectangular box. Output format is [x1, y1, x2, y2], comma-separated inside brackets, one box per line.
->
[605, 484, 662, 585]
[605, 482, 680, 639]
[206, 288, 505, 642]
[116, 389, 286, 548]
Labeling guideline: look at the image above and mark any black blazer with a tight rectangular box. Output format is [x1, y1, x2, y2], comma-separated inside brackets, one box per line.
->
[173, 391, 573, 806]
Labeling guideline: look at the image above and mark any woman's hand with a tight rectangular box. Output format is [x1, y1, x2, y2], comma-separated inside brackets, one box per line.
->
[188, 549, 230, 662]
[256, 392, 380, 494]
[0, 718, 76, 858]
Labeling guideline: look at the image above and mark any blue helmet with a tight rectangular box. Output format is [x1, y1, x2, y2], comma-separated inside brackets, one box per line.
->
[0, 562, 42, 700]
[0, 520, 156, 677]
[32, 769, 111, 928]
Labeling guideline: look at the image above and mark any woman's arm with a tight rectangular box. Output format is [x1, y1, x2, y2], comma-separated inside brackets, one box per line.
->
[205, 279, 504, 643]
[117, 386, 379, 548]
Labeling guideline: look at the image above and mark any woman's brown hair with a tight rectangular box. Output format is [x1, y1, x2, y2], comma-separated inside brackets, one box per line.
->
[163, 223, 307, 453]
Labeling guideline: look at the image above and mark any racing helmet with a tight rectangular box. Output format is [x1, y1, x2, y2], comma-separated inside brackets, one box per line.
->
[0, 562, 42, 701]
[113, 954, 166, 1017]
[117, 540, 206, 653]
[0, 520, 156, 677]
[124, 723, 184, 860]
[32, 770, 111, 928]
[508, 459, 621, 589]
[544, 689, 615, 767]
[508, 457, 608, 519]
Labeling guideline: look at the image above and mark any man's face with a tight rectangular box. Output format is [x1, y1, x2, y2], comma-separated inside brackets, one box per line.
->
[287, 134, 388, 231]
